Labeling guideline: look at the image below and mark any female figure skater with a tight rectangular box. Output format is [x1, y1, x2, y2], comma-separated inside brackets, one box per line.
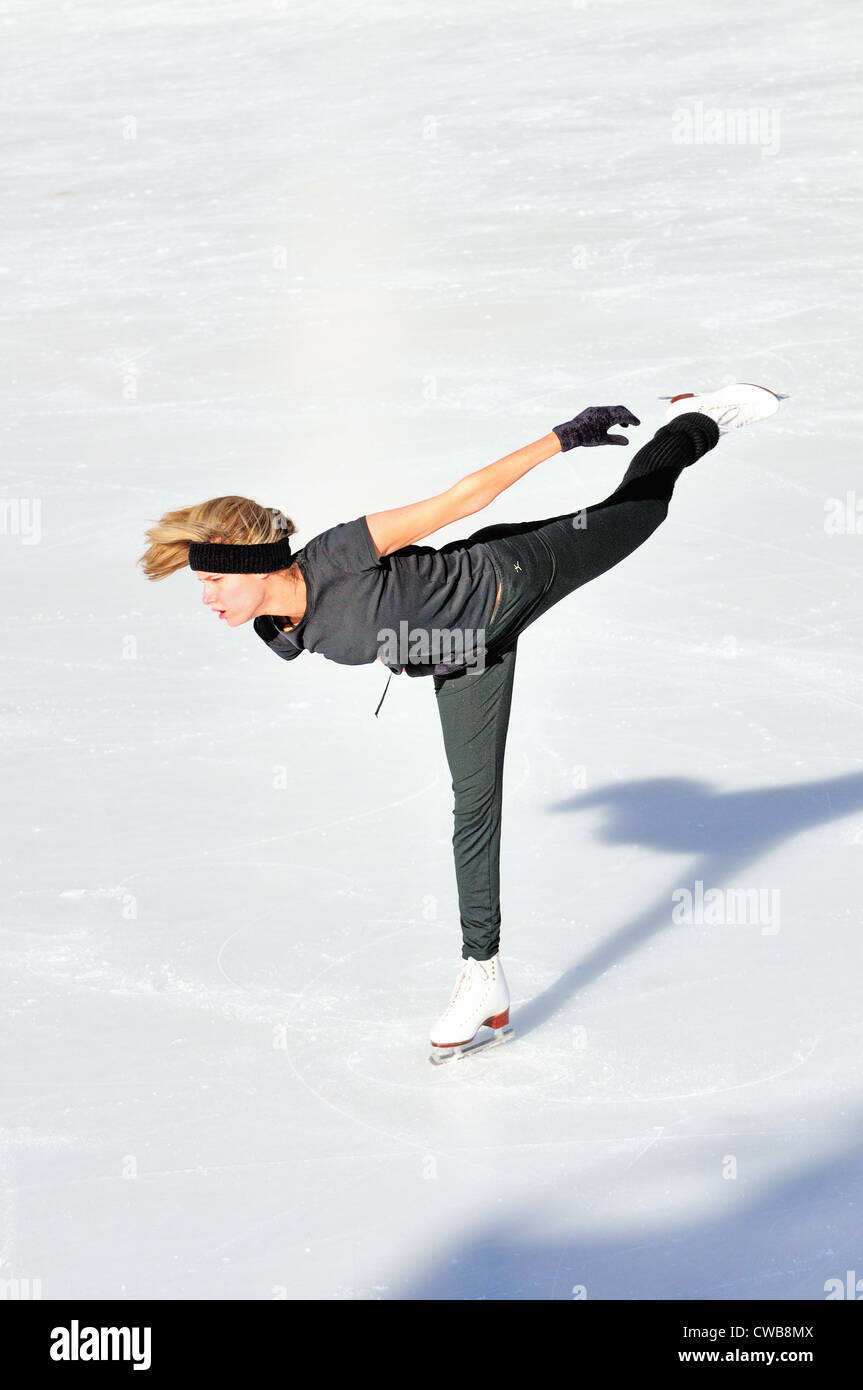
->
[139, 383, 784, 1062]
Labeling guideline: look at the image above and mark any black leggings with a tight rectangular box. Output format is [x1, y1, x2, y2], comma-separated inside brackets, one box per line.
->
[432, 411, 721, 960]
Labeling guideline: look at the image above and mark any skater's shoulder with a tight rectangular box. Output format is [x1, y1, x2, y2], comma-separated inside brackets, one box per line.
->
[302, 514, 382, 573]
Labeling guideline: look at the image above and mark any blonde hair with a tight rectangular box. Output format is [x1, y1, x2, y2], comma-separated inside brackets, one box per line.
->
[138, 495, 297, 581]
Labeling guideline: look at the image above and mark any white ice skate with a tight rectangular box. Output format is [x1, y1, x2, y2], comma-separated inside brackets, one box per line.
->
[661, 382, 788, 434]
[429, 954, 513, 1065]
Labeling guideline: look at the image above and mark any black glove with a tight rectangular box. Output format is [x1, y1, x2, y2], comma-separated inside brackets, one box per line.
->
[552, 405, 640, 450]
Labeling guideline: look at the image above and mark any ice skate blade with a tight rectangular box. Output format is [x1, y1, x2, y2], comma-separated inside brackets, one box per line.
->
[741, 383, 790, 400]
[429, 1025, 515, 1066]
[658, 386, 790, 401]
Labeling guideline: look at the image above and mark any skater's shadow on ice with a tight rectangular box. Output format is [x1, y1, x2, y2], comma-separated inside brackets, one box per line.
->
[514, 770, 863, 1042]
[394, 1107, 863, 1300]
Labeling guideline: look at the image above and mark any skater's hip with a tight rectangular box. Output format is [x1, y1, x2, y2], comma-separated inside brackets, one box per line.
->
[471, 528, 557, 650]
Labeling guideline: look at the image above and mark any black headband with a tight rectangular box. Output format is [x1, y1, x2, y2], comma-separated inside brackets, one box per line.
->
[188, 537, 295, 574]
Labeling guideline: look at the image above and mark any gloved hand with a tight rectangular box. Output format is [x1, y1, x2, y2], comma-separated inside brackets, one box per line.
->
[552, 405, 640, 450]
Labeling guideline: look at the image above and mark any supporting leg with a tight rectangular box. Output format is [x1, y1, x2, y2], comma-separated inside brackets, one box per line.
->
[433, 643, 519, 961]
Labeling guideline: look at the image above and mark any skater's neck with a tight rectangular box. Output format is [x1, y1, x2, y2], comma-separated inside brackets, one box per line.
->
[260, 563, 307, 629]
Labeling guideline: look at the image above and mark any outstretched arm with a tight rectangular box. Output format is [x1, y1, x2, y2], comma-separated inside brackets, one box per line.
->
[365, 433, 561, 558]
[365, 405, 638, 558]
[452, 431, 562, 515]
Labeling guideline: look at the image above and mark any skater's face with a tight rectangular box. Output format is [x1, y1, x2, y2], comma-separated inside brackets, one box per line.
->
[197, 570, 264, 627]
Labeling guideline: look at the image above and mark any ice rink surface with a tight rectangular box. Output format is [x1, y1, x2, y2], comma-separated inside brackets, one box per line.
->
[2, 0, 861, 1299]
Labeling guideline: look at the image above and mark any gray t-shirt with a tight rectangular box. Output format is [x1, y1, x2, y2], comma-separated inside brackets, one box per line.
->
[253, 515, 502, 677]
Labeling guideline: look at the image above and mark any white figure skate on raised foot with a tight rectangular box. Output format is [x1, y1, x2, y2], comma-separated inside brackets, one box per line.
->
[661, 382, 788, 434]
[429, 954, 513, 1065]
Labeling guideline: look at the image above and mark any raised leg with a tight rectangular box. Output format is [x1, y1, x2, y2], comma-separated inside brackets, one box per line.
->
[476, 412, 721, 645]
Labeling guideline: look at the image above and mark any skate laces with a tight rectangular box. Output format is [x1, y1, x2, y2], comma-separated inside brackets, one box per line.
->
[447, 958, 486, 1009]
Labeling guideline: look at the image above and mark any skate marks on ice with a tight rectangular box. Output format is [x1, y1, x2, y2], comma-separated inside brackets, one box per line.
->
[0, 1147, 14, 1276]
[111, 771, 442, 908]
[268, 930, 556, 1164]
[277, 931, 583, 1109]
[513, 769, 863, 1047]
[263, 922, 679, 1165]
[0, 1127, 115, 1294]
[217, 856, 826, 1130]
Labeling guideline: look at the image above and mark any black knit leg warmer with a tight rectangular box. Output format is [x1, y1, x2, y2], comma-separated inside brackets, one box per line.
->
[596, 411, 721, 507]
